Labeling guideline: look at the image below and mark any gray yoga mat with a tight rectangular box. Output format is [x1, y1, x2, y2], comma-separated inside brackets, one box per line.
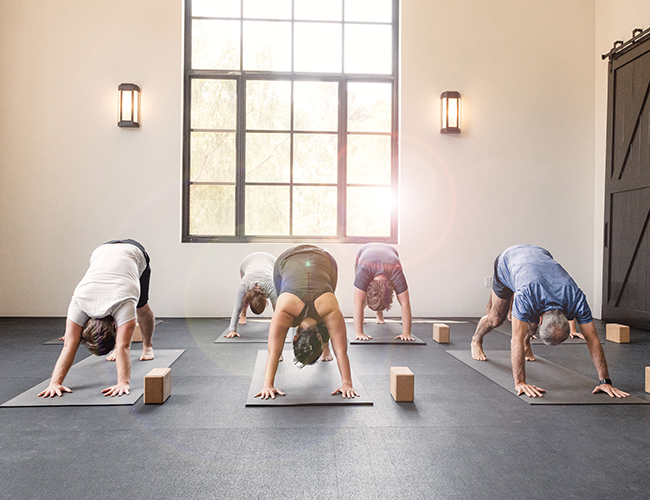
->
[447, 350, 649, 405]
[345, 321, 426, 345]
[216, 320, 292, 343]
[246, 350, 373, 406]
[44, 319, 164, 345]
[1, 349, 184, 407]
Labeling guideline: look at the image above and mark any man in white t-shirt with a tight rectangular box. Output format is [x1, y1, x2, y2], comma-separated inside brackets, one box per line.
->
[38, 239, 155, 398]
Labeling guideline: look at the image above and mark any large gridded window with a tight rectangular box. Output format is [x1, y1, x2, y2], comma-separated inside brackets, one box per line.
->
[183, 0, 399, 242]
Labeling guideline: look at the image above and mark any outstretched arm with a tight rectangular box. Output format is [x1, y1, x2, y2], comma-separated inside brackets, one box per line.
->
[353, 286, 371, 340]
[102, 320, 135, 397]
[226, 285, 246, 338]
[580, 321, 629, 398]
[320, 295, 358, 399]
[38, 319, 82, 398]
[511, 318, 545, 397]
[395, 290, 413, 341]
[254, 296, 293, 400]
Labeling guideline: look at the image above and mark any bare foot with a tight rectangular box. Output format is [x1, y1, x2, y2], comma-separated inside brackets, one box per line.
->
[321, 344, 334, 362]
[471, 339, 487, 361]
[140, 346, 154, 361]
[376, 311, 385, 325]
[524, 343, 536, 362]
[279, 353, 284, 362]
[238, 318, 246, 325]
[106, 351, 116, 362]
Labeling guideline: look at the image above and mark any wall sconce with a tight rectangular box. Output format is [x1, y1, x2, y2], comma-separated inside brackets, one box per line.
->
[118, 83, 141, 128]
[440, 91, 461, 134]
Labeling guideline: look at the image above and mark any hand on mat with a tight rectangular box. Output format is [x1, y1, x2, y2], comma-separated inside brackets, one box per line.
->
[570, 331, 585, 339]
[38, 383, 72, 398]
[224, 331, 240, 338]
[332, 386, 359, 399]
[593, 384, 630, 398]
[395, 334, 415, 341]
[515, 383, 546, 398]
[355, 332, 373, 341]
[102, 383, 130, 397]
[255, 386, 285, 400]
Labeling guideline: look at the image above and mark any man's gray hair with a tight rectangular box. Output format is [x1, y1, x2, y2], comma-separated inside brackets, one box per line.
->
[538, 309, 570, 346]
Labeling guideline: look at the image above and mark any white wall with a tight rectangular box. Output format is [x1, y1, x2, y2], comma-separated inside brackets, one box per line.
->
[0, 0, 611, 318]
[592, 0, 650, 317]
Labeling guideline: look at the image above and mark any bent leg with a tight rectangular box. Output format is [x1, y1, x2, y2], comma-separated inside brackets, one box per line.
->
[472, 291, 509, 361]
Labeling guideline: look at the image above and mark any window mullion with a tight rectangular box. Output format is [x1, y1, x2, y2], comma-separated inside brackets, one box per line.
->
[236, 76, 246, 237]
[337, 78, 347, 239]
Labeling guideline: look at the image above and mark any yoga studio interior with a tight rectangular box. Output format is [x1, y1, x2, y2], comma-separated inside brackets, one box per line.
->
[1, 1, 649, 499]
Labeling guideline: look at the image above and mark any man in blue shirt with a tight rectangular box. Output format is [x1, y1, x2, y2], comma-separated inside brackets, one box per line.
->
[471, 245, 629, 399]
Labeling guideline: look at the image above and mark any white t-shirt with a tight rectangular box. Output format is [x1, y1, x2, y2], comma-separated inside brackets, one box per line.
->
[67, 243, 147, 327]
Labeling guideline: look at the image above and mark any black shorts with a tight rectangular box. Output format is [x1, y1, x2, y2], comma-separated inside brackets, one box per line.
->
[492, 254, 514, 301]
[105, 239, 151, 308]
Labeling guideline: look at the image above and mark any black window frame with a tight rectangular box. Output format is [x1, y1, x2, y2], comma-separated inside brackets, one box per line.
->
[182, 0, 399, 243]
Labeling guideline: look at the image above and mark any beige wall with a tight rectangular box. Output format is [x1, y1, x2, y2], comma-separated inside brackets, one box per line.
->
[0, 1, 643, 318]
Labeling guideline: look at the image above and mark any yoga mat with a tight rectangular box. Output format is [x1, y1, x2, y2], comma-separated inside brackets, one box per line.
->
[345, 321, 426, 345]
[447, 350, 649, 405]
[1, 349, 184, 407]
[246, 350, 373, 406]
[44, 319, 164, 345]
[216, 321, 292, 343]
[344, 318, 468, 324]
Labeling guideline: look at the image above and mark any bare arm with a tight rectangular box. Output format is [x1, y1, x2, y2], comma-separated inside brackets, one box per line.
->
[254, 294, 295, 399]
[319, 294, 358, 398]
[511, 317, 545, 397]
[395, 290, 413, 341]
[38, 319, 83, 398]
[353, 286, 371, 340]
[102, 320, 135, 397]
[580, 321, 629, 398]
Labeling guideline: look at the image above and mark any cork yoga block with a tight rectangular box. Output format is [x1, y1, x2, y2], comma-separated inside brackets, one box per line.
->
[144, 368, 171, 404]
[606, 324, 629, 344]
[645, 367, 649, 394]
[390, 366, 414, 402]
[433, 323, 450, 344]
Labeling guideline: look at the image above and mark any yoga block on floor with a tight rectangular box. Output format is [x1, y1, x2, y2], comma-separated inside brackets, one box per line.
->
[646, 367, 650, 394]
[132, 324, 143, 343]
[390, 366, 414, 402]
[433, 324, 450, 344]
[606, 324, 629, 343]
[144, 368, 171, 404]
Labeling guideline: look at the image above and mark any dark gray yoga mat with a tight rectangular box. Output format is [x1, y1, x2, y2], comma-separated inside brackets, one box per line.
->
[216, 320, 292, 343]
[246, 350, 373, 406]
[345, 321, 426, 345]
[1, 349, 184, 407]
[44, 319, 164, 345]
[447, 350, 649, 405]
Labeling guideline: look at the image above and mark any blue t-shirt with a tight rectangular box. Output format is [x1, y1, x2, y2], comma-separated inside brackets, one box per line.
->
[354, 243, 408, 295]
[496, 245, 592, 324]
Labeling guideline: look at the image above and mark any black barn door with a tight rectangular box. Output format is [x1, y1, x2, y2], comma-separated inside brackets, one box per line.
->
[603, 34, 650, 330]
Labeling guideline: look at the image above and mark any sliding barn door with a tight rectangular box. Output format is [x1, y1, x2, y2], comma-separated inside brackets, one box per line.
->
[603, 35, 650, 330]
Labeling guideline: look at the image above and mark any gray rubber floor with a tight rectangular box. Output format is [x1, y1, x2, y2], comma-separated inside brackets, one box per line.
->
[1, 316, 650, 499]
